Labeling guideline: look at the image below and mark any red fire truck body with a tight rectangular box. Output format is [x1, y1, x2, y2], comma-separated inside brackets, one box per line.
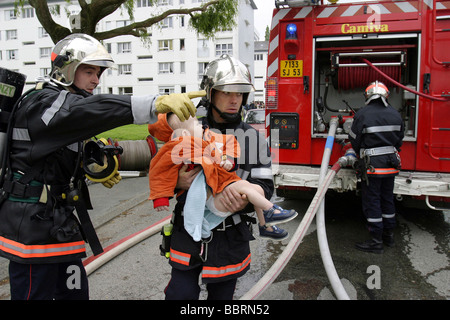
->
[265, 0, 450, 207]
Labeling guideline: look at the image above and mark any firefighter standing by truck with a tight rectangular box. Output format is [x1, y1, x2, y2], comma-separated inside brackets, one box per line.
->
[163, 55, 276, 300]
[0, 33, 202, 300]
[349, 81, 404, 254]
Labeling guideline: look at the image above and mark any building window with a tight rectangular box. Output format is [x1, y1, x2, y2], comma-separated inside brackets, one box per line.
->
[119, 87, 133, 95]
[5, 10, 17, 20]
[137, 0, 152, 7]
[161, 17, 173, 28]
[254, 54, 263, 61]
[7, 50, 18, 60]
[38, 27, 49, 38]
[40, 47, 51, 58]
[159, 86, 174, 95]
[159, 62, 174, 74]
[157, 0, 173, 5]
[197, 39, 209, 58]
[158, 40, 173, 51]
[118, 64, 132, 75]
[215, 43, 232, 56]
[179, 16, 185, 27]
[40, 68, 51, 77]
[21, 8, 35, 18]
[6, 30, 18, 40]
[198, 62, 208, 80]
[118, 42, 132, 53]
[116, 20, 131, 28]
[180, 39, 185, 50]
[180, 61, 185, 74]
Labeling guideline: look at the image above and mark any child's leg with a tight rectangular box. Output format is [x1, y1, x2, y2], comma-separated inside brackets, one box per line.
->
[229, 180, 273, 211]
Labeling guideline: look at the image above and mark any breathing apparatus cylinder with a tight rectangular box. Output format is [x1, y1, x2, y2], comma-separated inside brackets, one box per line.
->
[0, 68, 27, 169]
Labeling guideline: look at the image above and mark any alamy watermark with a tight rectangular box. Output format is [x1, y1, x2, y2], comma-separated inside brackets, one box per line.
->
[366, 265, 381, 290]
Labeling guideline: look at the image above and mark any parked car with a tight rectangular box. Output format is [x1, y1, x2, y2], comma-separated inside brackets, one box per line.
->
[244, 109, 265, 132]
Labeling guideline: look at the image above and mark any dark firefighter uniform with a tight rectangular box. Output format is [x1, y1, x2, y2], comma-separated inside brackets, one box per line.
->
[349, 97, 404, 251]
[0, 82, 159, 299]
[164, 118, 274, 299]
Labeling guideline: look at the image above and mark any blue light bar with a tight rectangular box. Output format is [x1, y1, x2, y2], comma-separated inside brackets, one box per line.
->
[286, 23, 297, 40]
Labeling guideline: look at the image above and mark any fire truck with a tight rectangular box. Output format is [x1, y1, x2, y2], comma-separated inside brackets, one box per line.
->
[265, 0, 450, 209]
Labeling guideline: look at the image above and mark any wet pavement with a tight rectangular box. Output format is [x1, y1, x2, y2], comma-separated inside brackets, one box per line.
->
[0, 176, 448, 301]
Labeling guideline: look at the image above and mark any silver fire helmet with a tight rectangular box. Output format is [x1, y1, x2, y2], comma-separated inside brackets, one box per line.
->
[50, 33, 115, 87]
[201, 54, 254, 105]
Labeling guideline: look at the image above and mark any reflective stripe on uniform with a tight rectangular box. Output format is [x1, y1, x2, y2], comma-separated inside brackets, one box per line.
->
[202, 253, 251, 279]
[251, 167, 273, 180]
[362, 125, 402, 134]
[41, 90, 69, 125]
[0, 236, 85, 259]
[170, 248, 191, 266]
[366, 168, 399, 175]
[367, 217, 383, 223]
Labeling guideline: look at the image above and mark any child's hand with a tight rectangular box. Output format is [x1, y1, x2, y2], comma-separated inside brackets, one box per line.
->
[155, 206, 169, 212]
[220, 155, 233, 171]
[220, 160, 233, 171]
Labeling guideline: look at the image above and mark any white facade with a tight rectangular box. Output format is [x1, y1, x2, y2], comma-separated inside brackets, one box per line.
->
[0, 0, 267, 104]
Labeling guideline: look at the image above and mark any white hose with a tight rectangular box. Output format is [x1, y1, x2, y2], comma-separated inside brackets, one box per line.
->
[84, 215, 172, 276]
[316, 119, 350, 300]
[240, 162, 341, 300]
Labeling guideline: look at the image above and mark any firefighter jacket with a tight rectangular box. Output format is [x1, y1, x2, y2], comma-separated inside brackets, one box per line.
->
[168, 116, 274, 283]
[349, 98, 404, 177]
[149, 128, 241, 208]
[0, 82, 158, 264]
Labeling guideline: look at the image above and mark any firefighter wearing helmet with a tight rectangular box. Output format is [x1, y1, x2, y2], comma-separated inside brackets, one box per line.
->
[0, 33, 203, 300]
[164, 55, 276, 299]
[348, 81, 404, 254]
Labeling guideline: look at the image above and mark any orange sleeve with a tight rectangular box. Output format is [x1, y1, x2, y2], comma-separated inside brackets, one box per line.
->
[147, 113, 173, 142]
[148, 141, 182, 200]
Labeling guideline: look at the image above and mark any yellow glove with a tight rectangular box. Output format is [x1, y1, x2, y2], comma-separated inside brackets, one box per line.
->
[102, 172, 122, 188]
[155, 90, 206, 121]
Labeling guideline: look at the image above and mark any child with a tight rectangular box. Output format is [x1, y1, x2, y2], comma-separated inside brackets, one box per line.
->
[148, 113, 298, 240]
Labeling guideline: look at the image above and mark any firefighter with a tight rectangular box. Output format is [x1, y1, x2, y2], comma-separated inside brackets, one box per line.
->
[0, 33, 203, 300]
[164, 55, 277, 300]
[349, 81, 404, 254]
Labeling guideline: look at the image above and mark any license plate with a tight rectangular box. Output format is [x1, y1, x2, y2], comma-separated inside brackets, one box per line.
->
[280, 60, 303, 77]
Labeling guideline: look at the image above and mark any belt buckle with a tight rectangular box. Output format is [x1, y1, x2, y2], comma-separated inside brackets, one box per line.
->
[216, 220, 227, 231]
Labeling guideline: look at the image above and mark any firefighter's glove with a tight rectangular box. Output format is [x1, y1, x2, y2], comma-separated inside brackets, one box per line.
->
[101, 171, 122, 188]
[155, 90, 206, 121]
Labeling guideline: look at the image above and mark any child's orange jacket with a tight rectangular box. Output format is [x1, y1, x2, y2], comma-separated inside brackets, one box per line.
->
[148, 115, 241, 208]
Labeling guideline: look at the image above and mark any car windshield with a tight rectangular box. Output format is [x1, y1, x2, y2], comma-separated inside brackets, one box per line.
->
[246, 110, 265, 124]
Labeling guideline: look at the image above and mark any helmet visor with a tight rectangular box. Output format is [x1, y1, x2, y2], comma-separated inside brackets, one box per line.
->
[214, 83, 254, 93]
[81, 59, 116, 70]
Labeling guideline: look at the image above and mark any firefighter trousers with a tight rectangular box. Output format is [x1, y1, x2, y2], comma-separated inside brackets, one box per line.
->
[361, 175, 396, 237]
[165, 266, 237, 300]
[8, 259, 88, 300]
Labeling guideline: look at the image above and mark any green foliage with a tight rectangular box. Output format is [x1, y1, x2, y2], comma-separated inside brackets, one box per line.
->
[97, 124, 150, 141]
[190, 0, 238, 39]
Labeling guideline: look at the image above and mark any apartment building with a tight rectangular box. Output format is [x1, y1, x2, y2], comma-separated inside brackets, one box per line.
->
[0, 0, 267, 105]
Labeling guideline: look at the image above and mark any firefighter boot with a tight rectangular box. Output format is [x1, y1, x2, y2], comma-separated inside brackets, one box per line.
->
[382, 229, 395, 247]
[355, 234, 384, 254]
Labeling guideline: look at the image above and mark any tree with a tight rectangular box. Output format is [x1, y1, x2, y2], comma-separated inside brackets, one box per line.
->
[16, 0, 238, 44]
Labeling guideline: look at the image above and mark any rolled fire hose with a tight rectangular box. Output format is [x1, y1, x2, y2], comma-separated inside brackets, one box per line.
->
[316, 118, 350, 300]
